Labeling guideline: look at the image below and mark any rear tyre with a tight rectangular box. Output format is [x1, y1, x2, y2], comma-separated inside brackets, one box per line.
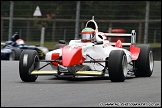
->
[19, 50, 40, 82]
[108, 50, 127, 82]
[9, 48, 22, 60]
[134, 44, 154, 77]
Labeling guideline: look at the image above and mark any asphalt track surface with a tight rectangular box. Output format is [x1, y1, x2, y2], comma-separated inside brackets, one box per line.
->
[1, 61, 161, 107]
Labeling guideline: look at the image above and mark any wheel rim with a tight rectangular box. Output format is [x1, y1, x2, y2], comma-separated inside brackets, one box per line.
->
[33, 55, 39, 70]
[29, 55, 39, 77]
[149, 51, 154, 72]
[122, 55, 127, 77]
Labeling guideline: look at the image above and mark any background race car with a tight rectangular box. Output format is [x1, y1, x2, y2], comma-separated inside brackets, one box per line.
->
[1, 33, 49, 60]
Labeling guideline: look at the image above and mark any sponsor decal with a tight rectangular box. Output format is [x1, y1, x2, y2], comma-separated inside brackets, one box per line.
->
[92, 58, 104, 65]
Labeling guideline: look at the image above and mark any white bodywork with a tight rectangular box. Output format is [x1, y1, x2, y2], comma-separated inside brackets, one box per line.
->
[46, 17, 135, 71]
[45, 39, 132, 71]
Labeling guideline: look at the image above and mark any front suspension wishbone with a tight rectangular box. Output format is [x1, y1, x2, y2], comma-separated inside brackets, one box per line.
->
[36, 56, 61, 71]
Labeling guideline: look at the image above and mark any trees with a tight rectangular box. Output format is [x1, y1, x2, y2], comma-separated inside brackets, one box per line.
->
[1, 1, 161, 19]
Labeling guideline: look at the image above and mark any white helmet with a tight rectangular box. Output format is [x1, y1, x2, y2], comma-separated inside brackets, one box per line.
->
[16, 39, 25, 46]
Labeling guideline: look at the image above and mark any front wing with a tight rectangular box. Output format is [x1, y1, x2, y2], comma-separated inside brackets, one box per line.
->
[31, 70, 103, 76]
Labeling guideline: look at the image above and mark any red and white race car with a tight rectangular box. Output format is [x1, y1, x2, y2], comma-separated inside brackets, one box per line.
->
[19, 17, 154, 82]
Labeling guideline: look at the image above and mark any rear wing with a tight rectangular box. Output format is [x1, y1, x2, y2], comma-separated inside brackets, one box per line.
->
[105, 30, 136, 46]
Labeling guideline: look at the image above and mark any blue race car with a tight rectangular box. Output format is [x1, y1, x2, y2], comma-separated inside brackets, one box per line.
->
[1, 33, 49, 60]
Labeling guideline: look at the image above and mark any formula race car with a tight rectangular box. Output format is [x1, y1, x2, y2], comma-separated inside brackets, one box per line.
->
[19, 17, 154, 82]
[1, 33, 49, 60]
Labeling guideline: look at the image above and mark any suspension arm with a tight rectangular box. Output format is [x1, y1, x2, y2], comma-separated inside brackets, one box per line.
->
[85, 54, 106, 68]
[37, 56, 61, 71]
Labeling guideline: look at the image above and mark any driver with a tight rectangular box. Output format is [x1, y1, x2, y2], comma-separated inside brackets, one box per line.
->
[16, 39, 25, 46]
[81, 27, 95, 43]
[81, 27, 106, 44]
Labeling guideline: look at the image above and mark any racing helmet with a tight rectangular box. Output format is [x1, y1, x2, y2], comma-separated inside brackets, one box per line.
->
[16, 39, 25, 46]
[11, 33, 19, 42]
[81, 27, 95, 42]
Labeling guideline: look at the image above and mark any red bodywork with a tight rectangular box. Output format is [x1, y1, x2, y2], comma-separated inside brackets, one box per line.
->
[61, 46, 85, 66]
[129, 44, 140, 60]
[51, 53, 60, 66]
[51, 46, 85, 66]
[115, 40, 140, 60]
[50, 41, 140, 66]
[115, 40, 123, 48]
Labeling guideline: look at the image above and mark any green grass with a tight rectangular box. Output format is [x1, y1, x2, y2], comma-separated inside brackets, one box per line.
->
[146, 43, 161, 47]
[25, 41, 57, 49]
[25, 41, 69, 50]
[136, 43, 161, 47]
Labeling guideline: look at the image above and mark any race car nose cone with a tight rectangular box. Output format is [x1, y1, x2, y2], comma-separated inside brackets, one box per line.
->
[62, 46, 85, 66]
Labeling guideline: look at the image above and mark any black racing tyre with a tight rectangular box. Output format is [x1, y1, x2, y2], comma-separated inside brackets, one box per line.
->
[19, 50, 40, 82]
[134, 44, 154, 77]
[9, 48, 22, 60]
[54, 44, 66, 50]
[108, 50, 127, 82]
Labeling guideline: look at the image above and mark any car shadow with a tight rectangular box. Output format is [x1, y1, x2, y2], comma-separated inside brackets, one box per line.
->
[18, 75, 137, 84]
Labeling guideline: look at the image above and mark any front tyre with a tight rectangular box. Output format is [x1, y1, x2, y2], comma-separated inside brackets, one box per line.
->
[108, 50, 127, 82]
[134, 44, 154, 77]
[19, 50, 40, 82]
